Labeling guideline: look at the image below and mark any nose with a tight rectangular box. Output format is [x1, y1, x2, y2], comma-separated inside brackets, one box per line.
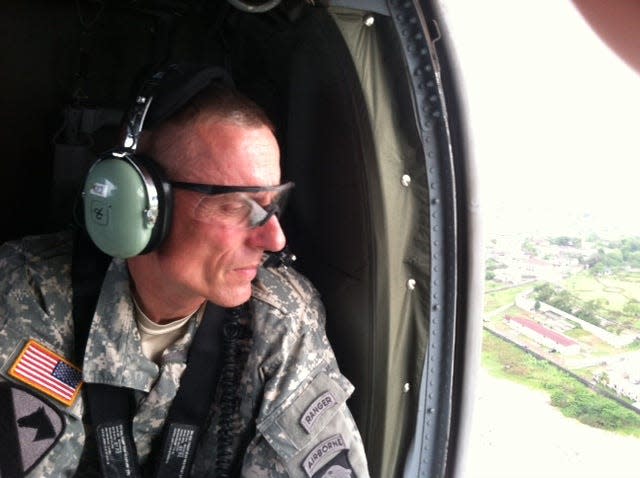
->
[247, 215, 287, 252]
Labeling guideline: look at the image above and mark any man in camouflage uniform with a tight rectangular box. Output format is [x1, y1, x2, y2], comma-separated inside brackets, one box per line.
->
[0, 69, 369, 477]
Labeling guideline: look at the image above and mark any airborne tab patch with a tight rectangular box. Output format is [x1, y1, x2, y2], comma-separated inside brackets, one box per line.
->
[311, 450, 357, 478]
[303, 434, 349, 477]
[9, 340, 83, 407]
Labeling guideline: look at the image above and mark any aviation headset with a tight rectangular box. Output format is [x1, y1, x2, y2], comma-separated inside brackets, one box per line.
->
[82, 64, 234, 258]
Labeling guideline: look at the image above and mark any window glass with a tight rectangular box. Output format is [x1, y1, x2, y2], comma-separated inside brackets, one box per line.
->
[443, 1, 640, 476]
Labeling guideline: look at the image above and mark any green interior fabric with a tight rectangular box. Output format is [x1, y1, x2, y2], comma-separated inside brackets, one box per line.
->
[327, 9, 430, 477]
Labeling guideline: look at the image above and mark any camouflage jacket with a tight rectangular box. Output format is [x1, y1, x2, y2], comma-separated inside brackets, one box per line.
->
[0, 232, 369, 477]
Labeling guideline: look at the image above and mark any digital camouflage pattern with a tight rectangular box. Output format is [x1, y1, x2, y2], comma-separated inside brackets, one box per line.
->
[0, 232, 369, 477]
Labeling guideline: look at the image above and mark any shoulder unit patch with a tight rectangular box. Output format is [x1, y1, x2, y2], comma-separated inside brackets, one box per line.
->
[311, 450, 356, 478]
[9, 339, 83, 407]
[0, 382, 65, 476]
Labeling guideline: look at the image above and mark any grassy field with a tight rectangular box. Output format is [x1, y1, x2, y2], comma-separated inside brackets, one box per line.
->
[482, 331, 640, 437]
[563, 326, 592, 340]
[484, 283, 537, 313]
[563, 270, 640, 311]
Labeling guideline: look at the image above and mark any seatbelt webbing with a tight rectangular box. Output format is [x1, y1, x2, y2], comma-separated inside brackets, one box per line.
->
[86, 383, 141, 478]
[151, 302, 227, 478]
[87, 303, 227, 478]
[72, 232, 228, 477]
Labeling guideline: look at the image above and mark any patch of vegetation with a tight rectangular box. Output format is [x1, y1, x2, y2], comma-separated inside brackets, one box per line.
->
[582, 237, 640, 275]
[564, 271, 640, 311]
[482, 331, 640, 437]
[533, 282, 612, 328]
[563, 326, 590, 340]
[549, 389, 639, 431]
[485, 258, 507, 281]
[532, 281, 640, 333]
[484, 280, 502, 291]
[626, 338, 640, 352]
[484, 284, 536, 313]
[618, 271, 640, 283]
[550, 236, 582, 248]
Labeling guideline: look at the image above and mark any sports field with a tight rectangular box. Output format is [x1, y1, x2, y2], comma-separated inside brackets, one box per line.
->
[563, 270, 640, 312]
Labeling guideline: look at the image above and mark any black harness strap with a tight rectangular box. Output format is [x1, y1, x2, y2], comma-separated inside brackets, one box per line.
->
[86, 303, 227, 478]
[86, 383, 141, 478]
[150, 302, 227, 478]
[72, 231, 229, 478]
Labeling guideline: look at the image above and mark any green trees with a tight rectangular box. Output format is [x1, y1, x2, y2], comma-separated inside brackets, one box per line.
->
[550, 236, 582, 248]
[532, 282, 605, 327]
[485, 257, 505, 281]
[533, 282, 576, 315]
[585, 237, 640, 275]
[623, 299, 640, 318]
[550, 386, 640, 431]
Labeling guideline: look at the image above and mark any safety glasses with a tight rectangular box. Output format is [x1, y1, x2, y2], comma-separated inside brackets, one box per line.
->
[171, 181, 294, 228]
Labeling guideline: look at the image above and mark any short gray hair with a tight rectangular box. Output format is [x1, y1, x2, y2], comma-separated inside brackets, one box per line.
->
[139, 83, 275, 179]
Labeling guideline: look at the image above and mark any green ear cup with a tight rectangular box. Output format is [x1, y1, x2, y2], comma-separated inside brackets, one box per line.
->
[83, 157, 158, 258]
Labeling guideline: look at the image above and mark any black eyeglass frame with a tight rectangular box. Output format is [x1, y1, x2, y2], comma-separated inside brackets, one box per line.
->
[170, 181, 295, 196]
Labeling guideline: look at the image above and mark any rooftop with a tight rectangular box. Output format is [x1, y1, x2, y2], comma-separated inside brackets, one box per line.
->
[506, 315, 579, 347]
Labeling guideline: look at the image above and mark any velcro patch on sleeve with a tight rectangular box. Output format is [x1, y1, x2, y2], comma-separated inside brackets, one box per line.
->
[9, 339, 83, 407]
[310, 449, 356, 478]
[300, 391, 338, 433]
[0, 382, 65, 476]
[302, 434, 353, 477]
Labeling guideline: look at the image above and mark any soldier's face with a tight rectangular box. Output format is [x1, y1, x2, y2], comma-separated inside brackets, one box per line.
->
[154, 119, 286, 307]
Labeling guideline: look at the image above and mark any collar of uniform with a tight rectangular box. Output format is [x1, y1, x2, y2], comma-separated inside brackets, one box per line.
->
[252, 266, 309, 314]
[252, 267, 286, 312]
[81, 258, 159, 391]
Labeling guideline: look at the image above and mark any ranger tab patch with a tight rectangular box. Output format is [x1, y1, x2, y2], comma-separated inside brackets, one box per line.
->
[9, 340, 83, 407]
[300, 391, 338, 433]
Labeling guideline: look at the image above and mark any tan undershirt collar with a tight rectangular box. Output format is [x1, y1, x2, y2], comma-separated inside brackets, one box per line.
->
[133, 296, 205, 364]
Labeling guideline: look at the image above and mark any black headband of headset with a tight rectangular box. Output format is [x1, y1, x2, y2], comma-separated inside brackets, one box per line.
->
[144, 64, 235, 130]
[123, 64, 235, 151]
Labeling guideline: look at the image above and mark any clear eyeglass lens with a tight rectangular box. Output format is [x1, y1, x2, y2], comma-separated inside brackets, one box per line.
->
[193, 190, 288, 228]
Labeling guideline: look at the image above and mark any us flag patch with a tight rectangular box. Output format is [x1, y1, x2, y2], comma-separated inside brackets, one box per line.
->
[9, 340, 83, 407]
